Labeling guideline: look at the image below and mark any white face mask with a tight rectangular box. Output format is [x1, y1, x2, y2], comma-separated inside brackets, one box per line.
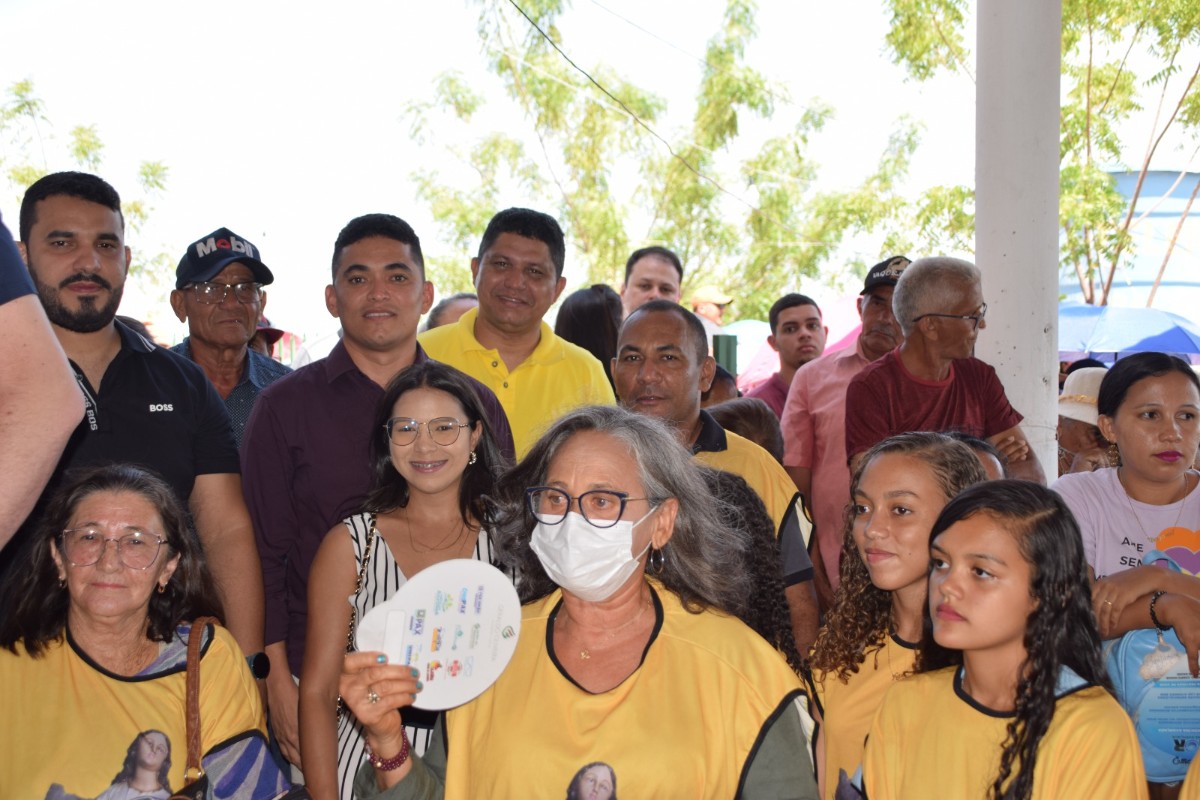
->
[530, 509, 655, 602]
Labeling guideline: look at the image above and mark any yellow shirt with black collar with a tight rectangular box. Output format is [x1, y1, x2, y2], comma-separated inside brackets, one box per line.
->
[691, 411, 814, 585]
[418, 307, 614, 459]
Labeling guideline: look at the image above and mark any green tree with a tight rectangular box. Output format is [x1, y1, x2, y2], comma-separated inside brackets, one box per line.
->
[884, 0, 1200, 306]
[0, 80, 171, 282]
[408, 0, 933, 320]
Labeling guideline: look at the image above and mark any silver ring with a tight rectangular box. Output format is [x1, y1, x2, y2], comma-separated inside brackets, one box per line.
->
[367, 689, 380, 704]
[1103, 600, 1113, 606]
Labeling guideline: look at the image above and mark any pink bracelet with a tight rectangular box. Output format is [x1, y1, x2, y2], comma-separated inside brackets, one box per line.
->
[365, 730, 410, 772]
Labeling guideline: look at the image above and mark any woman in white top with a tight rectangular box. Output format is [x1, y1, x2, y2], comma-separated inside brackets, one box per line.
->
[1052, 353, 1200, 653]
[299, 361, 507, 800]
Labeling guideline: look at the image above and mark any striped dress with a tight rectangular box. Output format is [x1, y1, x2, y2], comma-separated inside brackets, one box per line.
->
[334, 512, 499, 800]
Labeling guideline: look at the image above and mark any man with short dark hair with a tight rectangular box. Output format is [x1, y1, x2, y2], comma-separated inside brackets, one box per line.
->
[612, 300, 819, 654]
[241, 213, 513, 769]
[620, 245, 682, 318]
[419, 207, 613, 457]
[8, 171, 265, 661]
[170, 227, 290, 446]
[747, 294, 827, 418]
[844, 256, 1044, 482]
[781, 257, 908, 607]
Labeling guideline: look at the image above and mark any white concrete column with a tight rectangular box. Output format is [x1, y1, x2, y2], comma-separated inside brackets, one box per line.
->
[975, 0, 1062, 477]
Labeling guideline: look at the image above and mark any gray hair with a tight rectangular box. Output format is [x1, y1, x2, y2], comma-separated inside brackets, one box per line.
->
[488, 405, 751, 615]
[893, 257, 981, 336]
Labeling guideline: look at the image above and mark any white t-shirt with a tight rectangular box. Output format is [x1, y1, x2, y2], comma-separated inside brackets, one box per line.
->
[1052, 468, 1200, 579]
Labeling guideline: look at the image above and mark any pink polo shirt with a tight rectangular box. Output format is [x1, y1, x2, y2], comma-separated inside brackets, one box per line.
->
[780, 341, 872, 588]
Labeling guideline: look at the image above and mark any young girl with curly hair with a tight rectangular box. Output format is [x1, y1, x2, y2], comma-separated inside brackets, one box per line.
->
[806, 432, 986, 798]
[864, 480, 1147, 799]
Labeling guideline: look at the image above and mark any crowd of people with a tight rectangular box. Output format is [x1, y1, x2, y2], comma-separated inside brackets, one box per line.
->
[0, 169, 1198, 799]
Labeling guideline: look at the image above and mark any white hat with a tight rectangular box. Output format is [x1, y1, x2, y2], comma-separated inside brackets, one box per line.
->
[1059, 367, 1107, 426]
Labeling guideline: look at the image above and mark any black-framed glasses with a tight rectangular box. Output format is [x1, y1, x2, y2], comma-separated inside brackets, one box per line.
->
[188, 281, 263, 305]
[912, 302, 987, 331]
[525, 487, 650, 528]
[385, 416, 471, 446]
[60, 527, 167, 570]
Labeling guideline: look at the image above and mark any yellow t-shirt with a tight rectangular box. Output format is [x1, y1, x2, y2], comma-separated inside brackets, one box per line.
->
[418, 307, 615, 458]
[864, 666, 1148, 799]
[1182, 753, 1200, 800]
[810, 633, 917, 800]
[440, 583, 808, 798]
[0, 624, 268, 798]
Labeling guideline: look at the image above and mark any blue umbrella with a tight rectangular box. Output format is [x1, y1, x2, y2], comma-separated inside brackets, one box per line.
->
[1059, 304, 1200, 358]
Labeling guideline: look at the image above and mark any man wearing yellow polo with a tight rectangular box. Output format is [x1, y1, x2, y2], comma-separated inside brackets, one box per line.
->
[419, 208, 613, 458]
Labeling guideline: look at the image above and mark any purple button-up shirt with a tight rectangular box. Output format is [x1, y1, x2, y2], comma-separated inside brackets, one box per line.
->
[241, 341, 513, 672]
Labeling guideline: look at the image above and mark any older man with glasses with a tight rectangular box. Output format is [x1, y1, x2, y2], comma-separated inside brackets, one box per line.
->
[170, 227, 291, 446]
[844, 256, 1045, 482]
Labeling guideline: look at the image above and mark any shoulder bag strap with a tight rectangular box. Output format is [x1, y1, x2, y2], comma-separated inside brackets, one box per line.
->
[345, 515, 378, 654]
[183, 616, 219, 780]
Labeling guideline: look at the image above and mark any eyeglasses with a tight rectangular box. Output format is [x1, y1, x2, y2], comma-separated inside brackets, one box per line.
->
[60, 527, 167, 570]
[188, 281, 262, 305]
[912, 302, 988, 331]
[525, 487, 650, 528]
[384, 416, 471, 446]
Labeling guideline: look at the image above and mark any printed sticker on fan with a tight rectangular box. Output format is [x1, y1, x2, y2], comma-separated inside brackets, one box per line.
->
[356, 560, 521, 710]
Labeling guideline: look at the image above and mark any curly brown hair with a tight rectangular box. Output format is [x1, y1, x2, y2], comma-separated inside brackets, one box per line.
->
[808, 432, 986, 681]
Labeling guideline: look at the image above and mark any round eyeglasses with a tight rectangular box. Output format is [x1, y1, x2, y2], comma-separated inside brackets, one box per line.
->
[384, 417, 471, 446]
[60, 527, 167, 570]
[188, 281, 263, 305]
[525, 487, 651, 528]
[912, 302, 988, 331]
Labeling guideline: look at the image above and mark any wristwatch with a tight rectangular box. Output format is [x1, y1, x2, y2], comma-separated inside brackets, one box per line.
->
[246, 651, 271, 679]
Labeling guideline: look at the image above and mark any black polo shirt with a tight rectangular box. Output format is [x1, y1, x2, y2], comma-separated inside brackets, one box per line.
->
[0, 320, 240, 580]
[62, 320, 241, 500]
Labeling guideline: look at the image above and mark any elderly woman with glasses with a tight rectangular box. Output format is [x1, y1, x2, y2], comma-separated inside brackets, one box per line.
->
[300, 361, 509, 800]
[0, 464, 289, 798]
[338, 405, 817, 799]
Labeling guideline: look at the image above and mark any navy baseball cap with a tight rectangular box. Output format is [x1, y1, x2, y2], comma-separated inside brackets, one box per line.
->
[176, 227, 274, 289]
[861, 255, 910, 294]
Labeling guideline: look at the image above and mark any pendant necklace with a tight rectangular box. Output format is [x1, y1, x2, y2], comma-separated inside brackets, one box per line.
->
[1118, 468, 1191, 548]
[572, 598, 651, 660]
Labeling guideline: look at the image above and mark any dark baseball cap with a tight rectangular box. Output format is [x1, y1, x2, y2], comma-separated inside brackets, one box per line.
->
[861, 255, 910, 295]
[176, 227, 274, 289]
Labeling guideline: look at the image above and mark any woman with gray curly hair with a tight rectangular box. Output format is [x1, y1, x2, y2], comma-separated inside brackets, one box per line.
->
[339, 405, 817, 799]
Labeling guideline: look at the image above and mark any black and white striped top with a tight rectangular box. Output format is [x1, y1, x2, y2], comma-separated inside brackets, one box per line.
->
[335, 512, 498, 800]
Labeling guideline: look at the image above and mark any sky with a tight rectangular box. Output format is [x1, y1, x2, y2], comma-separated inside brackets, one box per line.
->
[1, 0, 977, 348]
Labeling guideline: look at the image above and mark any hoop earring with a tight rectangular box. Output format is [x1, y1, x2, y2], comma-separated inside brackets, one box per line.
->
[648, 547, 666, 576]
[468, 451, 477, 465]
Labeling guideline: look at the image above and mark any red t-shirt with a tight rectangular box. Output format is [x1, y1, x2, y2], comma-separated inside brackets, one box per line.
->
[844, 350, 1023, 458]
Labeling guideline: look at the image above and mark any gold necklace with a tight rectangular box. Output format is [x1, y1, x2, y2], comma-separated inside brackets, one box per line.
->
[570, 598, 651, 660]
[1118, 468, 1192, 547]
[404, 508, 472, 554]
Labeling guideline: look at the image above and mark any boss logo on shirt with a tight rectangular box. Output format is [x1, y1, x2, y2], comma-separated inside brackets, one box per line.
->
[148, 403, 174, 412]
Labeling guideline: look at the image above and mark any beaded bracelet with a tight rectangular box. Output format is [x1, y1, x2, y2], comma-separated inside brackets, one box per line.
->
[1149, 590, 1171, 632]
[365, 730, 410, 772]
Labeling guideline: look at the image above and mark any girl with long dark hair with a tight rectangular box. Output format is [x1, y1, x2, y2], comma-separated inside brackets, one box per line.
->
[864, 480, 1146, 799]
[807, 432, 986, 798]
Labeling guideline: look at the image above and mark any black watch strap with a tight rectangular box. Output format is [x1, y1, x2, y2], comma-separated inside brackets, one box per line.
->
[246, 651, 271, 679]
